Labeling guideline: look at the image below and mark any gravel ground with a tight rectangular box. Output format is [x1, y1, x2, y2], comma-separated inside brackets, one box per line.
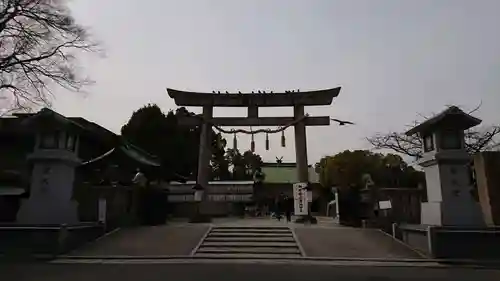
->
[69, 225, 209, 256]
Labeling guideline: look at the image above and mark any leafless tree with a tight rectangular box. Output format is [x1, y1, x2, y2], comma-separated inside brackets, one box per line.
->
[367, 105, 500, 159]
[0, 0, 97, 114]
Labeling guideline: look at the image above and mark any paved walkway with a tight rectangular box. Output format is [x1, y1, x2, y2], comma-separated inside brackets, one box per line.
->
[69, 225, 209, 256]
[4, 263, 500, 281]
[294, 227, 424, 259]
[65, 217, 421, 260]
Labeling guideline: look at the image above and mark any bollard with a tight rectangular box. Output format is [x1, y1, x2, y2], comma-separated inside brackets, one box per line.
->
[57, 224, 69, 255]
[392, 222, 398, 238]
[427, 226, 437, 258]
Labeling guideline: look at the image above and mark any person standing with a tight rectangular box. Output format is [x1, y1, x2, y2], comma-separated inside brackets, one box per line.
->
[132, 168, 147, 187]
[285, 196, 292, 223]
[275, 194, 284, 221]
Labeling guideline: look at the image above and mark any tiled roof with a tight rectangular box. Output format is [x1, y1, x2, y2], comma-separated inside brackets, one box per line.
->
[3, 108, 160, 167]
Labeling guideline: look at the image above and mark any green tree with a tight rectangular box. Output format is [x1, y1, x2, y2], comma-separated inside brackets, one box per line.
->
[121, 104, 199, 180]
[242, 150, 263, 176]
[316, 150, 424, 190]
[121, 104, 236, 181]
[211, 132, 230, 180]
[225, 148, 263, 180]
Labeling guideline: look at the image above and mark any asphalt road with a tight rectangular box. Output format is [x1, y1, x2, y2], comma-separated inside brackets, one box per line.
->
[3, 262, 500, 281]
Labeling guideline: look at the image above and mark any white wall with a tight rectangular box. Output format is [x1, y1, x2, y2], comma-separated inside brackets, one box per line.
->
[421, 202, 442, 225]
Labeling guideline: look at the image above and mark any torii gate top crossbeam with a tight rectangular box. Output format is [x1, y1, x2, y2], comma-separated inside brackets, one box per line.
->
[166, 87, 341, 107]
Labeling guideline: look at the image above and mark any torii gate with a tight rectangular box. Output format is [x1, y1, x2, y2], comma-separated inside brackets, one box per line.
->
[167, 88, 341, 190]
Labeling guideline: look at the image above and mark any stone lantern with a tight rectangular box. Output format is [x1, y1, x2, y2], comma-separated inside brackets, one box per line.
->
[405, 106, 484, 226]
[190, 183, 209, 223]
[16, 108, 82, 225]
[192, 183, 205, 202]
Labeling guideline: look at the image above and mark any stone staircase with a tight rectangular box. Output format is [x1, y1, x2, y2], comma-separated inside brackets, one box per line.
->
[194, 226, 302, 258]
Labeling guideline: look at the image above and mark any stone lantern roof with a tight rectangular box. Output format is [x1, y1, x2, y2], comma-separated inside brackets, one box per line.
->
[19, 107, 86, 134]
[405, 106, 482, 136]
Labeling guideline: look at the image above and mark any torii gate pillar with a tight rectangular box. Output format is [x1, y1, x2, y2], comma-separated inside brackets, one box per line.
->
[294, 105, 309, 183]
[197, 106, 213, 188]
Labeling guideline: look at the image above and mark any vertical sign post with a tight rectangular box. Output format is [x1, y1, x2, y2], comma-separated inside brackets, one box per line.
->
[98, 198, 107, 224]
[293, 183, 308, 215]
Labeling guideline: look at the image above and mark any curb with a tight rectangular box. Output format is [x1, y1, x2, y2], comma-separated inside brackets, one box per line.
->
[5, 253, 498, 269]
[53, 254, 500, 265]
[49, 256, 500, 269]
[290, 226, 306, 257]
[376, 229, 430, 259]
[190, 225, 213, 256]
[64, 227, 122, 256]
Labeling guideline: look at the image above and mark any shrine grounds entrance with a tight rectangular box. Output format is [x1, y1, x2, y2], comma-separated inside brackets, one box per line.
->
[167, 88, 341, 221]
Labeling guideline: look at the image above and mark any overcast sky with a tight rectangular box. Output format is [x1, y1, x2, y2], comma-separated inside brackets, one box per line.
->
[54, 0, 500, 164]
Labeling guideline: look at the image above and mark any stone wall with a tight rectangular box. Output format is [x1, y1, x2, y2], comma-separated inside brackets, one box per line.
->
[398, 224, 500, 259]
[360, 187, 421, 231]
[0, 223, 104, 257]
[474, 151, 500, 226]
[75, 184, 135, 229]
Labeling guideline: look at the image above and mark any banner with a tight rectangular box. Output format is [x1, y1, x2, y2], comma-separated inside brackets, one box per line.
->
[293, 183, 308, 215]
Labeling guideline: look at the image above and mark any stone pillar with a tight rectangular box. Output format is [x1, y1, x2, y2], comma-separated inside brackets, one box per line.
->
[294, 105, 309, 183]
[197, 105, 213, 188]
[334, 189, 340, 222]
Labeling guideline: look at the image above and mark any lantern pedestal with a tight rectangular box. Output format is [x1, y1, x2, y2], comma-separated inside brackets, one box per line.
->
[189, 185, 212, 223]
[17, 124, 82, 225]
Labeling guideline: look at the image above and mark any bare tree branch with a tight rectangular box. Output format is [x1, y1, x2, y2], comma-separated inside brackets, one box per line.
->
[367, 106, 500, 159]
[0, 0, 98, 113]
[367, 132, 424, 159]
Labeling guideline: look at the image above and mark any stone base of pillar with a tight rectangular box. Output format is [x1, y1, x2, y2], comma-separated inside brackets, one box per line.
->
[189, 213, 212, 223]
[294, 214, 317, 224]
[17, 199, 79, 225]
[189, 203, 212, 223]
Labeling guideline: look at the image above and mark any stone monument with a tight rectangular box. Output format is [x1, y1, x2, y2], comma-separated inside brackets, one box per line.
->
[16, 108, 81, 224]
[406, 106, 484, 226]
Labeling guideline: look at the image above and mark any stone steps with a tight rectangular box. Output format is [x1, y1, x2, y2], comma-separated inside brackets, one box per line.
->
[194, 253, 301, 259]
[205, 237, 296, 242]
[201, 241, 297, 247]
[214, 227, 290, 233]
[197, 247, 301, 254]
[208, 233, 294, 237]
[194, 226, 302, 257]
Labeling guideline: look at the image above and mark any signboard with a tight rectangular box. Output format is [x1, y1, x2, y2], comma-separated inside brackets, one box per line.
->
[98, 198, 107, 223]
[167, 194, 252, 202]
[379, 200, 392, 210]
[293, 183, 308, 215]
[167, 182, 253, 194]
[168, 195, 194, 202]
[209, 194, 253, 202]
